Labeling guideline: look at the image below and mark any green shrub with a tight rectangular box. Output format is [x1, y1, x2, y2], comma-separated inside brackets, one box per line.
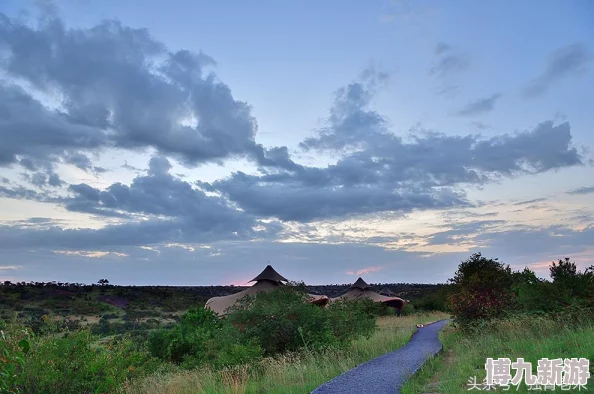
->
[148, 284, 378, 369]
[400, 302, 415, 316]
[148, 308, 221, 364]
[449, 253, 516, 327]
[450, 254, 594, 328]
[227, 284, 339, 355]
[323, 299, 377, 343]
[0, 320, 30, 394]
[0, 318, 160, 394]
[148, 307, 262, 369]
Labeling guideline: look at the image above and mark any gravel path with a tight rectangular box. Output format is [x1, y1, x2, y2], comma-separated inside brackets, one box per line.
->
[311, 319, 449, 394]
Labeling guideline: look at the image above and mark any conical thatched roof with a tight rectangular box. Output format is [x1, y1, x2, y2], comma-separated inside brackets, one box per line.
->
[249, 265, 288, 283]
[379, 287, 394, 296]
[350, 277, 371, 290]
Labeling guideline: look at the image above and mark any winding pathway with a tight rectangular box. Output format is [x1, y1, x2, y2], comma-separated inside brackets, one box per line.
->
[311, 319, 449, 394]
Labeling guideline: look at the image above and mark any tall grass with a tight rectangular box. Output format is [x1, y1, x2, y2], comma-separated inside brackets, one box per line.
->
[126, 311, 449, 394]
[402, 315, 594, 393]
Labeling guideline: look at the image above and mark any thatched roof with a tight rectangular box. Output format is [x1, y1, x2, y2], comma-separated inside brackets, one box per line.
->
[350, 277, 371, 290]
[249, 265, 289, 283]
[379, 287, 394, 296]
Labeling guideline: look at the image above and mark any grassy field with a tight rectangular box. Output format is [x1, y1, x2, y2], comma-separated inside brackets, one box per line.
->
[126, 311, 449, 394]
[402, 316, 594, 393]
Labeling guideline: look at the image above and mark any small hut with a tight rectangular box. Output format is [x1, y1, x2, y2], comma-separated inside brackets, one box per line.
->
[331, 277, 405, 310]
[205, 265, 329, 316]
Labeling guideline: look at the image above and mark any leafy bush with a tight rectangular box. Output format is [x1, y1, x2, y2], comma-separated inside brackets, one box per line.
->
[0, 320, 30, 394]
[450, 253, 594, 328]
[148, 307, 262, 369]
[1, 318, 161, 394]
[449, 253, 516, 326]
[549, 259, 594, 308]
[233, 285, 377, 353]
[400, 302, 415, 316]
[226, 284, 339, 355]
[148, 284, 378, 369]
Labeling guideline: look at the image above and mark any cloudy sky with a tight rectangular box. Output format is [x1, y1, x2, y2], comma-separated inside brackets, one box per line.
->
[1, 0, 593, 286]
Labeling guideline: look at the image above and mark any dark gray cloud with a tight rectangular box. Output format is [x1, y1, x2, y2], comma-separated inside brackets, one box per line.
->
[63, 156, 258, 224]
[0, 216, 279, 250]
[0, 11, 588, 258]
[1, 154, 282, 248]
[203, 74, 582, 222]
[27, 171, 63, 188]
[63, 152, 105, 173]
[456, 93, 502, 116]
[0, 12, 295, 171]
[0, 185, 53, 201]
[524, 44, 591, 97]
[567, 186, 594, 195]
[207, 173, 467, 222]
[0, 83, 108, 167]
[9, 155, 282, 247]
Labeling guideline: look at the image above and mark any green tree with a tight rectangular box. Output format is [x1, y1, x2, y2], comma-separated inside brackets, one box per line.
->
[449, 252, 515, 325]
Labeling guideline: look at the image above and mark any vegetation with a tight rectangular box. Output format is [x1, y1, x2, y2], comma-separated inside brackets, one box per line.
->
[2, 253, 591, 393]
[402, 254, 594, 393]
[0, 280, 440, 336]
[127, 312, 448, 394]
[0, 281, 443, 394]
[402, 315, 594, 393]
[448, 253, 594, 328]
[0, 317, 164, 394]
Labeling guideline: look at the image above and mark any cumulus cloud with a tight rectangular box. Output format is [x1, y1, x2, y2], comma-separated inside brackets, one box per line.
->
[456, 93, 502, 116]
[0, 9, 587, 262]
[0, 185, 53, 201]
[0, 154, 283, 249]
[524, 43, 592, 97]
[0, 12, 295, 171]
[203, 73, 582, 222]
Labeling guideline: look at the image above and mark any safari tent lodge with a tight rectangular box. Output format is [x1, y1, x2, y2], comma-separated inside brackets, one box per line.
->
[205, 265, 329, 316]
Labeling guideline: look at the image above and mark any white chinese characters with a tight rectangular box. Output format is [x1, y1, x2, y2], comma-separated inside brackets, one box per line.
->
[467, 357, 590, 391]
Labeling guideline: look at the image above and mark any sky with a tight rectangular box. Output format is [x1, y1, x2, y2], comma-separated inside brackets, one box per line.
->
[0, 0, 593, 286]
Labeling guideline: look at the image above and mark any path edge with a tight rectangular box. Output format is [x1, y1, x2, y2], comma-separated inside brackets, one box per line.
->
[310, 318, 450, 394]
